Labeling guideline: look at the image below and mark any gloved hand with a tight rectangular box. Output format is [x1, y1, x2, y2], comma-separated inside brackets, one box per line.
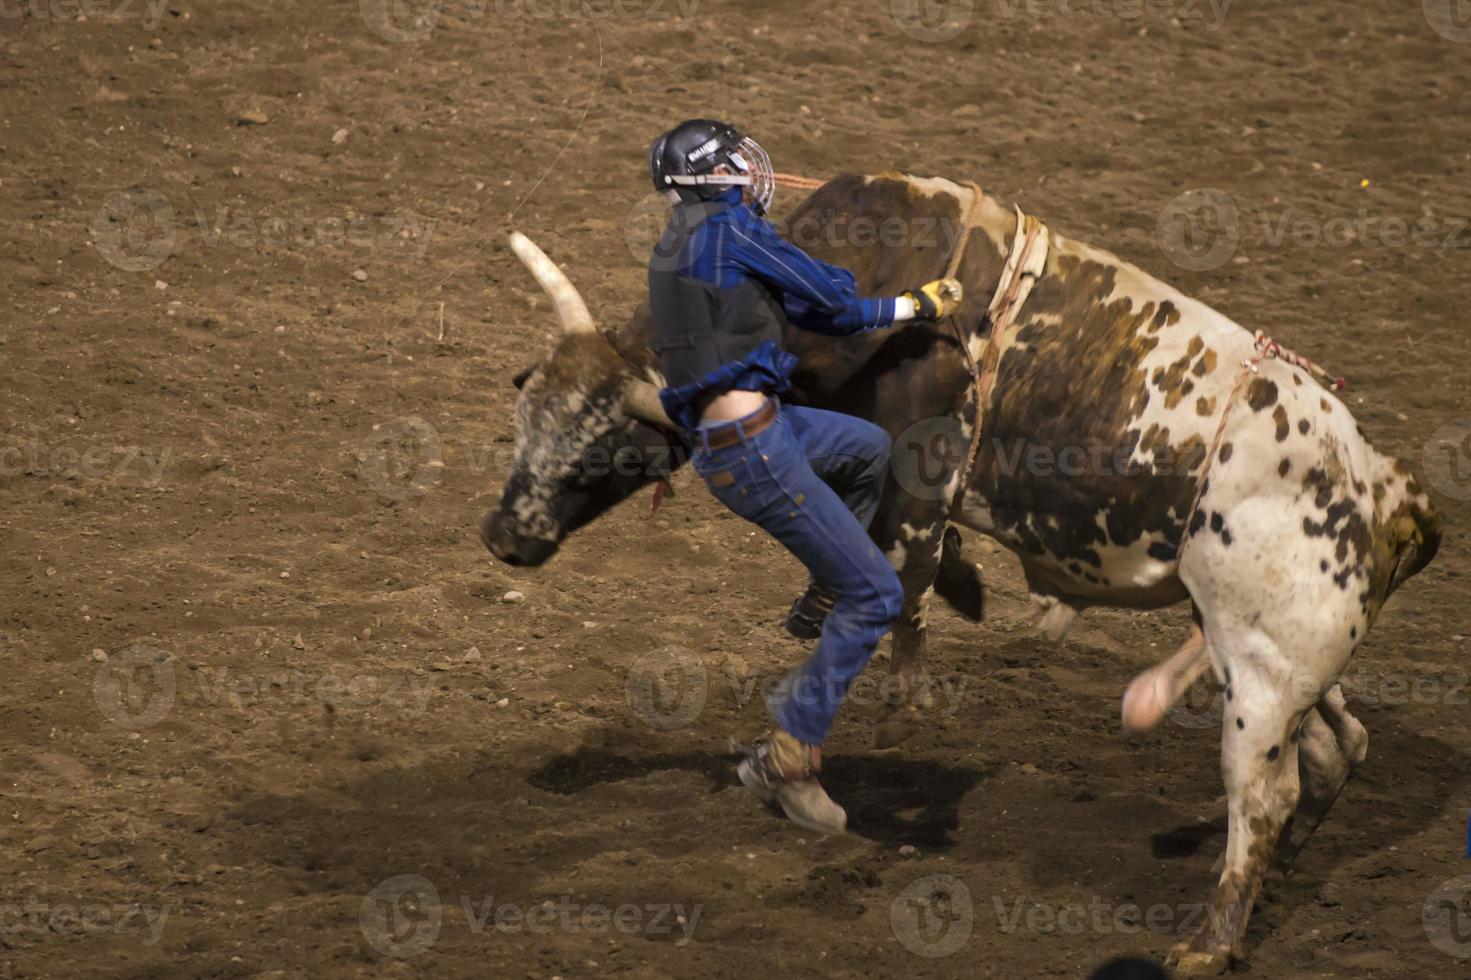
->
[902, 277, 964, 320]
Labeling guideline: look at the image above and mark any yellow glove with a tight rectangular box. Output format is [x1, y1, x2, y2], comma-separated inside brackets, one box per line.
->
[903, 277, 964, 320]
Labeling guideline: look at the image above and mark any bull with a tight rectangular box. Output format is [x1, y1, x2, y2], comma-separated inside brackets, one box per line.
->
[480, 173, 1441, 972]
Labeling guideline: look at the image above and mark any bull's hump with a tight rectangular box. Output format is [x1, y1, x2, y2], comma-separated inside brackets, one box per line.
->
[863, 172, 1016, 261]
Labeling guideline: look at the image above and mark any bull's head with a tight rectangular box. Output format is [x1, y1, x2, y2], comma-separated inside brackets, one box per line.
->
[479, 233, 680, 566]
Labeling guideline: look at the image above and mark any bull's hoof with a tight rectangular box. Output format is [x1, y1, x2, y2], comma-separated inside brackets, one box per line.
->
[1035, 597, 1078, 643]
[1165, 942, 1232, 976]
[874, 704, 925, 749]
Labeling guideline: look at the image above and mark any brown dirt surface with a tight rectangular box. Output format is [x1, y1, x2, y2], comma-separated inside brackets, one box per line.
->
[2, 1, 1468, 977]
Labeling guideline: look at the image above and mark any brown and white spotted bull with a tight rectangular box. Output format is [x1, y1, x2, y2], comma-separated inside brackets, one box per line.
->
[480, 173, 1440, 972]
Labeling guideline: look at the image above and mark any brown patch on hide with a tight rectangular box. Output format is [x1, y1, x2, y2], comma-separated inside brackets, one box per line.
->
[1246, 377, 1278, 412]
[1149, 301, 1182, 333]
[974, 247, 1200, 569]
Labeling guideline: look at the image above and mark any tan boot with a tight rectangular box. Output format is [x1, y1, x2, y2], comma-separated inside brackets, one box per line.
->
[737, 730, 846, 834]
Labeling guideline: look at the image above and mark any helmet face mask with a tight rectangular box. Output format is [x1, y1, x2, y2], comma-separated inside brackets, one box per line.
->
[650, 120, 776, 215]
[730, 135, 774, 215]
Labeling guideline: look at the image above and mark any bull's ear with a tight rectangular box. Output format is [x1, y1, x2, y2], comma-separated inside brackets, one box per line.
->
[512, 367, 533, 390]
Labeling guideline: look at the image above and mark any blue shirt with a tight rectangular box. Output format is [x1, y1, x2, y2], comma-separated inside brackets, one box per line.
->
[654, 188, 896, 430]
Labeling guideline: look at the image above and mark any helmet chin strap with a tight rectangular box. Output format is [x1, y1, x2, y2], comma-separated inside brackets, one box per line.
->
[665, 173, 753, 189]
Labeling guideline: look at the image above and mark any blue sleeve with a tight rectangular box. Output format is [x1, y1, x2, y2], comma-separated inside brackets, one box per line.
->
[725, 217, 895, 334]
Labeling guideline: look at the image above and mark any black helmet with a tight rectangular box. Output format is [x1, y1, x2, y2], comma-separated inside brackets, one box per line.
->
[649, 118, 775, 213]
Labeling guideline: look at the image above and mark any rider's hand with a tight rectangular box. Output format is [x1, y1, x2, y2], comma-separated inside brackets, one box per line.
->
[902, 278, 964, 320]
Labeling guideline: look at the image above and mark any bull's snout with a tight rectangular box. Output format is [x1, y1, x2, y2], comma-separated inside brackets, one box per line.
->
[479, 510, 557, 567]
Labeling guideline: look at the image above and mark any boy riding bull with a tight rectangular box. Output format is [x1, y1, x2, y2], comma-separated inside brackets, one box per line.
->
[646, 119, 961, 832]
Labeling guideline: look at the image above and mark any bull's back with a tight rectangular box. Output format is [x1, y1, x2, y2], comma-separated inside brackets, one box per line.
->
[970, 229, 1433, 616]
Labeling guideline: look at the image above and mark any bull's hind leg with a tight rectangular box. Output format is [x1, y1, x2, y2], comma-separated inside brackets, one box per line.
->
[1276, 685, 1367, 872]
[1167, 601, 1359, 974]
[1167, 628, 1319, 973]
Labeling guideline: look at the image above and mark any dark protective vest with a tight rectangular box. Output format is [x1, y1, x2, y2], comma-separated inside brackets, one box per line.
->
[648, 199, 787, 389]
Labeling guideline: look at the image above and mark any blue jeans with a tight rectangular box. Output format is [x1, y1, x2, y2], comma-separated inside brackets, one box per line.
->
[691, 402, 904, 745]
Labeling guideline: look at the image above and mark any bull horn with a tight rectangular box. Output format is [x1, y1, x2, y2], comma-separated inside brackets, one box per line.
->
[622, 377, 676, 430]
[507, 231, 596, 334]
[508, 231, 675, 430]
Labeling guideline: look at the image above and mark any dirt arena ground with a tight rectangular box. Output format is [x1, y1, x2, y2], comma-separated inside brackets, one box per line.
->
[2, 0, 1469, 976]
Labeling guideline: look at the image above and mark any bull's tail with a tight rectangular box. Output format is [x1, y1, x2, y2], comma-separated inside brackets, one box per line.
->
[1387, 496, 1442, 599]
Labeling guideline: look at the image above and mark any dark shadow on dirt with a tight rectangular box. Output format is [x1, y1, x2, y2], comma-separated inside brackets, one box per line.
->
[523, 742, 989, 850]
[527, 745, 734, 796]
[1151, 817, 1228, 859]
[812, 754, 989, 849]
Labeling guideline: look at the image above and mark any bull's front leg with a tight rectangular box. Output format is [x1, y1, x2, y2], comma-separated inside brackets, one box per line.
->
[871, 496, 953, 749]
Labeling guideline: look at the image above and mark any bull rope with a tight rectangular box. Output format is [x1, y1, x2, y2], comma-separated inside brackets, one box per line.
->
[1177, 331, 1348, 561]
[773, 172, 826, 191]
[941, 183, 1049, 509]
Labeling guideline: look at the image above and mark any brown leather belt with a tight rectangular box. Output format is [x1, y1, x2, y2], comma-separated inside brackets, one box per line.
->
[698, 399, 778, 450]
